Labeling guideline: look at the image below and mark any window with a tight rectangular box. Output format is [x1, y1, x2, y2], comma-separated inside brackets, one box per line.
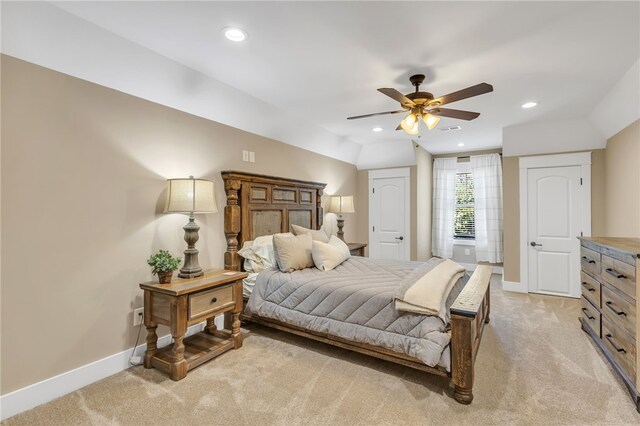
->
[454, 171, 475, 239]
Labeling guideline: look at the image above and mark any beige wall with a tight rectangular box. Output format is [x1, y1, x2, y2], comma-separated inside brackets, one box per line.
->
[502, 157, 520, 282]
[0, 56, 364, 393]
[502, 149, 608, 283]
[603, 120, 640, 237]
[591, 149, 607, 236]
[414, 145, 432, 261]
[355, 169, 369, 255]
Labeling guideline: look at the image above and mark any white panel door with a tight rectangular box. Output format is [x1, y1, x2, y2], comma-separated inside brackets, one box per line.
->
[527, 166, 582, 298]
[371, 177, 408, 260]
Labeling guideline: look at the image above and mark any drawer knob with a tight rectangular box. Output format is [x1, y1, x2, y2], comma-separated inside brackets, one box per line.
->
[605, 334, 626, 353]
[605, 268, 626, 279]
[605, 301, 626, 317]
[581, 308, 595, 321]
[211, 297, 218, 304]
[581, 256, 596, 265]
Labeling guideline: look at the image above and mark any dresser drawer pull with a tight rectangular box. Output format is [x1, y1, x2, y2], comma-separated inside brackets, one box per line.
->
[581, 282, 595, 292]
[210, 297, 218, 304]
[605, 268, 626, 279]
[605, 334, 627, 353]
[581, 308, 595, 320]
[605, 301, 626, 317]
[581, 256, 596, 264]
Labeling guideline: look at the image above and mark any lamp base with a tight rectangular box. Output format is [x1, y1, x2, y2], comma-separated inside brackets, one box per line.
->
[178, 215, 204, 279]
[336, 218, 345, 241]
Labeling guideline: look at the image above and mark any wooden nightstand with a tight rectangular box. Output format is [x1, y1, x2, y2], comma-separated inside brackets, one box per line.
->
[139, 269, 247, 381]
[347, 242, 367, 257]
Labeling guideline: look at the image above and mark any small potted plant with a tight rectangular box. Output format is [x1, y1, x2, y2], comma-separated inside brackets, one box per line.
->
[147, 250, 182, 284]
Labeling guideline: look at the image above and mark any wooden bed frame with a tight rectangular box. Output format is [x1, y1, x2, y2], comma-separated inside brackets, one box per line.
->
[221, 170, 492, 404]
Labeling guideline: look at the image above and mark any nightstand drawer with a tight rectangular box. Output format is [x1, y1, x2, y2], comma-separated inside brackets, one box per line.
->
[189, 285, 235, 320]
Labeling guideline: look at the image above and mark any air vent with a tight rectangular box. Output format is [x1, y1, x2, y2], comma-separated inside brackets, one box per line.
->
[440, 125, 462, 132]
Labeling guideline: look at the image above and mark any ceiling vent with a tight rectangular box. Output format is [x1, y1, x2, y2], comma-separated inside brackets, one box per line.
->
[439, 125, 462, 132]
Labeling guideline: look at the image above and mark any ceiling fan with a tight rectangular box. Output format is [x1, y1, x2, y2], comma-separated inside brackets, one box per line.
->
[347, 74, 493, 135]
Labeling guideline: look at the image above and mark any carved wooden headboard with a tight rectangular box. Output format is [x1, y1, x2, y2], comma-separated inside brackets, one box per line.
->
[221, 170, 326, 271]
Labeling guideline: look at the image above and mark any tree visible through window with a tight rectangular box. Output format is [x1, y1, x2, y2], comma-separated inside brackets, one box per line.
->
[455, 172, 475, 239]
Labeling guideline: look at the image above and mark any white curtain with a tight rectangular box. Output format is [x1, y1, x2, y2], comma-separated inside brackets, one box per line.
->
[471, 154, 503, 263]
[432, 157, 457, 258]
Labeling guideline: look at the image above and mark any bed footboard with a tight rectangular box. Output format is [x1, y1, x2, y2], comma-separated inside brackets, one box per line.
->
[450, 265, 493, 404]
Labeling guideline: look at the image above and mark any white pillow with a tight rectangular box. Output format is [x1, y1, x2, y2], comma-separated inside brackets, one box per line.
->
[312, 236, 351, 271]
[237, 234, 286, 273]
[290, 224, 330, 243]
[273, 233, 314, 272]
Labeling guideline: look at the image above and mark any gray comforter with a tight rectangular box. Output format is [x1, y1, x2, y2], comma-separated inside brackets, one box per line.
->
[245, 256, 467, 370]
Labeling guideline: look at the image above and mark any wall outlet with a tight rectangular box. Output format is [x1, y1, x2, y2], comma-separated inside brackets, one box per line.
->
[249, 151, 255, 163]
[133, 307, 144, 326]
[464, 248, 471, 256]
[242, 150, 249, 162]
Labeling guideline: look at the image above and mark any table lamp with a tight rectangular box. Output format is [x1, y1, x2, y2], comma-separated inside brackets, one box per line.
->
[328, 195, 355, 241]
[164, 176, 218, 278]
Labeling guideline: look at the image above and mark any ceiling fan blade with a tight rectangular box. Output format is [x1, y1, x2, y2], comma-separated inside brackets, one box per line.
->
[429, 108, 480, 120]
[347, 109, 407, 120]
[429, 83, 493, 106]
[378, 88, 415, 107]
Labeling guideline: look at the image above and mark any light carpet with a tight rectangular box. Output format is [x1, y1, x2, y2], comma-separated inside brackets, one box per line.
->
[4, 277, 640, 425]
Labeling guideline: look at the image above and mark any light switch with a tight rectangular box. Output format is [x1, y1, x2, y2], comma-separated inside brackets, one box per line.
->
[249, 151, 255, 163]
[242, 150, 249, 162]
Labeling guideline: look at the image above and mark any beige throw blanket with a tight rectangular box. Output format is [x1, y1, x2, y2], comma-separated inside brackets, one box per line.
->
[395, 259, 465, 321]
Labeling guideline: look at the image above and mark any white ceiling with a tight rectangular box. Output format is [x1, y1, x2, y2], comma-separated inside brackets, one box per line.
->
[2, 1, 636, 168]
[49, 1, 639, 155]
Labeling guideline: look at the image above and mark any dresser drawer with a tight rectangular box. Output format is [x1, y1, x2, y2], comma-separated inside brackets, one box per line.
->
[189, 285, 235, 320]
[602, 284, 636, 338]
[580, 246, 601, 276]
[601, 255, 636, 299]
[580, 296, 601, 337]
[580, 271, 601, 308]
[602, 316, 636, 381]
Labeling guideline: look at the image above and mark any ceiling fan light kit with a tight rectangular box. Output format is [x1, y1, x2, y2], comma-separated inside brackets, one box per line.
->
[423, 113, 440, 130]
[348, 73, 493, 136]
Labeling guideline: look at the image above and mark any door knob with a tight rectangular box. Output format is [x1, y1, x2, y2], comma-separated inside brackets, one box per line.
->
[395, 236, 404, 241]
[530, 241, 542, 247]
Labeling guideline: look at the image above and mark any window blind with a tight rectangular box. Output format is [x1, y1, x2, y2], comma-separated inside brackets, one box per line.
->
[455, 172, 475, 239]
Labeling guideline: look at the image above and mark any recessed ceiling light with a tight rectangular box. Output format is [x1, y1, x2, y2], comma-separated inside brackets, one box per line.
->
[458, 143, 465, 147]
[372, 127, 383, 132]
[521, 101, 538, 109]
[223, 27, 247, 42]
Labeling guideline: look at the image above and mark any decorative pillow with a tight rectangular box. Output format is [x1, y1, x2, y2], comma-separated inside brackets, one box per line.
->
[273, 233, 314, 272]
[290, 224, 330, 243]
[312, 235, 351, 271]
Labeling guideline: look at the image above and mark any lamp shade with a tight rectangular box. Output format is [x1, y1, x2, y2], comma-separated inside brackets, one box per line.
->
[328, 195, 355, 214]
[164, 177, 218, 214]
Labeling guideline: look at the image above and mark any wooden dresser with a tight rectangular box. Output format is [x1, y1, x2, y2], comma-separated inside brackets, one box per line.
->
[578, 237, 640, 411]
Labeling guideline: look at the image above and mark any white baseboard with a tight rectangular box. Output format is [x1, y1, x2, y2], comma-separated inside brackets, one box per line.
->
[0, 317, 222, 421]
[502, 279, 527, 293]
[460, 263, 504, 275]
